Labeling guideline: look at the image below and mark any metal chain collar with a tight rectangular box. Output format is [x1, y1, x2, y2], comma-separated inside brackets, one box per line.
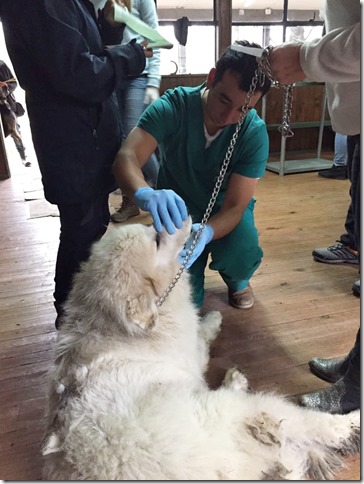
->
[156, 46, 294, 307]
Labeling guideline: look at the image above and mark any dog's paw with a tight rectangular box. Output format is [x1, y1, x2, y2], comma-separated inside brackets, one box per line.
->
[199, 311, 222, 343]
[42, 432, 62, 456]
[223, 367, 250, 392]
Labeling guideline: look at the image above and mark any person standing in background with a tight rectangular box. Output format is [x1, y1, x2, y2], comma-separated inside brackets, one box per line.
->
[0, 59, 29, 166]
[0, 0, 151, 329]
[111, 0, 161, 223]
[269, 0, 360, 414]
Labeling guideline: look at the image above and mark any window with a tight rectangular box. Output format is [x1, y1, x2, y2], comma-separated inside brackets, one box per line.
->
[232, 25, 284, 48]
[287, 25, 324, 43]
[157, 0, 215, 75]
[157, 0, 214, 21]
[156, 0, 325, 75]
[159, 25, 215, 74]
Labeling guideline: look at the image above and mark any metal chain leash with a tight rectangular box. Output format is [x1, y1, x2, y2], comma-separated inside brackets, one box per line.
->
[260, 46, 294, 138]
[156, 46, 294, 307]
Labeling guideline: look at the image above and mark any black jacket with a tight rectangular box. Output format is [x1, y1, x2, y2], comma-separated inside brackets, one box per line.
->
[0, 0, 146, 204]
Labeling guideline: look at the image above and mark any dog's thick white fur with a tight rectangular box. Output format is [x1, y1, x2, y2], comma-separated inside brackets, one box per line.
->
[42, 219, 360, 480]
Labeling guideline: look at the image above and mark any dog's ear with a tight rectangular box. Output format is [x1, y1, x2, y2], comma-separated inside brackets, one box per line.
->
[125, 293, 159, 331]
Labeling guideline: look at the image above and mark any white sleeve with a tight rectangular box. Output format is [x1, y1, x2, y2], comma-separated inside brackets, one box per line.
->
[299, 22, 360, 83]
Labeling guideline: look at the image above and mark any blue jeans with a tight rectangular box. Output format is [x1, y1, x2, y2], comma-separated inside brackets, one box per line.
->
[117, 76, 159, 187]
[333, 132, 347, 167]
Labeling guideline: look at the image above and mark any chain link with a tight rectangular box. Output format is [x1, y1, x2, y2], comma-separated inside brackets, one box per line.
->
[260, 46, 294, 137]
[156, 46, 294, 307]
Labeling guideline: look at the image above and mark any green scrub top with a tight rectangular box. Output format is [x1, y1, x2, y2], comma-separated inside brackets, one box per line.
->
[138, 83, 269, 221]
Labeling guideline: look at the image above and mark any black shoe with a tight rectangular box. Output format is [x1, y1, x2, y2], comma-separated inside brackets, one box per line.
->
[308, 356, 350, 383]
[298, 377, 360, 414]
[352, 279, 360, 297]
[312, 242, 359, 265]
[318, 165, 348, 180]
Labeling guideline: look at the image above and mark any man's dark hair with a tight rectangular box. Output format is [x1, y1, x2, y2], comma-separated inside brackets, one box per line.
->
[214, 40, 271, 96]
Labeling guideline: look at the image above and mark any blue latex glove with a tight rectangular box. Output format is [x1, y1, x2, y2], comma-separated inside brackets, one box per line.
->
[179, 223, 214, 269]
[134, 187, 188, 234]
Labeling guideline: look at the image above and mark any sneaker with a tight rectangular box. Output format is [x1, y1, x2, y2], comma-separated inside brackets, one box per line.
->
[228, 284, 254, 309]
[312, 242, 358, 265]
[352, 279, 360, 297]
[318, 165, 347, 180]
[111, 196, 140, 223]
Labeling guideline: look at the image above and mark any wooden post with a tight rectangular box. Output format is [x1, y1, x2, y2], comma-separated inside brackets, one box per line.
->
[216, 0, 232, 61]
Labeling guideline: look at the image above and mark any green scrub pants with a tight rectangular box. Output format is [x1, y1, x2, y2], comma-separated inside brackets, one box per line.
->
[188, 201, 262, 308]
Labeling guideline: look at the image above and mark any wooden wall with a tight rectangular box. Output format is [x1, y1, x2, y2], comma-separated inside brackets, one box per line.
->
[160, 75, 334, 153]
[160, 73, 207, 93]
[261, 83, 333, 153]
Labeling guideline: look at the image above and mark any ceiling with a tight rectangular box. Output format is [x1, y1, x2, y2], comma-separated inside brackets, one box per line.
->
[158, 0, 324, 10]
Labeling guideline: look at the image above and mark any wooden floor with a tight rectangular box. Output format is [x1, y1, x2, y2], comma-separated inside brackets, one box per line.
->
[0, 137, 360, 479]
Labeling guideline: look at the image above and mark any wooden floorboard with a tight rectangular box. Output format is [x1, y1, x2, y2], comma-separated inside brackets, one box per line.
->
[0, 143, 360, 480]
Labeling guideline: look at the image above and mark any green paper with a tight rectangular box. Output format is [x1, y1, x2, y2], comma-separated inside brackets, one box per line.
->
[114, 4, 173, 49]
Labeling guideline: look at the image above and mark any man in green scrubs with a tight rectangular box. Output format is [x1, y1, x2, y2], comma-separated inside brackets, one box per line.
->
[113, 40, 271, 310]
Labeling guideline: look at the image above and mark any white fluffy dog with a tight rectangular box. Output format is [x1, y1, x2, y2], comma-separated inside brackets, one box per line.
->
[42, 219, 360, 480]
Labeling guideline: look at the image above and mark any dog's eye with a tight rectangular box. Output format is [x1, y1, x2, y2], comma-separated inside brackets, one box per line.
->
[155, 233, 161, 247]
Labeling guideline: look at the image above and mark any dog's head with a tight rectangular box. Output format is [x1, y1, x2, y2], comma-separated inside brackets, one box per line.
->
[64, 217, 192, 335]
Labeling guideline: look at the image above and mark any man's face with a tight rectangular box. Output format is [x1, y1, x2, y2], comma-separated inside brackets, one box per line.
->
[205, 68, 262, 130]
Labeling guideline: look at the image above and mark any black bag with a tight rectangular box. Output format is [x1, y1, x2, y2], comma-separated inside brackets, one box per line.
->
[15, 101, 25, 117]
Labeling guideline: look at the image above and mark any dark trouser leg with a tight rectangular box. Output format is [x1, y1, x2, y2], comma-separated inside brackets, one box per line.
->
[54, 193, 110, 315]
[333, 327, 361, 413]
[340, 135, 360, 251]
[344, 328, 360, 393]
[348, 135, 360, 255]
[340, 206, 356, 249]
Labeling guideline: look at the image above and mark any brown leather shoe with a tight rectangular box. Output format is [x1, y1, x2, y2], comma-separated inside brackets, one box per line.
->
[228, 284, 254, 309]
